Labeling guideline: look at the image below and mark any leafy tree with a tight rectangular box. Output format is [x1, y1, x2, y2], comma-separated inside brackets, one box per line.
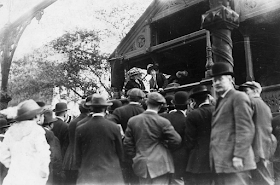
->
[50, 29, 112, 98]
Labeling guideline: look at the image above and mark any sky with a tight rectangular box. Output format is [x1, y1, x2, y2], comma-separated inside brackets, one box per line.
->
[0, 0, 153, 59]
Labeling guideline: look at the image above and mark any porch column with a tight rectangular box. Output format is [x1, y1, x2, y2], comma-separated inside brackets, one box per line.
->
[201, 0, 239, 77]
[243, 35, 254, 81]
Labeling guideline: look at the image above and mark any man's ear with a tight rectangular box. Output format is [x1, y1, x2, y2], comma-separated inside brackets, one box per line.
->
[50, 123, 54, 129]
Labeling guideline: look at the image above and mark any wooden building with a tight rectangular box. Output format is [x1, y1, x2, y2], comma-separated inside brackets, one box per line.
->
[109, 0, 280, 112]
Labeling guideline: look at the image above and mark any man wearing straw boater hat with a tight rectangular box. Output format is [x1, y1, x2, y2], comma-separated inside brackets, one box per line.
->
[52, 102, 69, 160]
[210, 62, 255, 185]
[124, 92, 181, 185]
[185, 85, 215, 184]
[160, 91, 189, 184]
[74, 94, 124, 185]
[0, 99, 50, 185]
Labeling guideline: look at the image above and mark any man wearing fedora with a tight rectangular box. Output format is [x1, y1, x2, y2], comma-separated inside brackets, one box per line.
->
[74, 94, 124, 185]
[185, 85, 215, 185]
[63, 100, 90, 185]
[0, 117, 8, 184]
[41, 109, 64, 185]
[147, 64, 168, 91]
[239, 81, 276, 185]
[210, 62, 256, 185]
[124, 67, 145, 96]
[0, 99, 50, 185]
[52, 102, 69, 160]
[160, 91, 189, 185]
[111, 88, 146, 185]
[124, 92, 181, 185]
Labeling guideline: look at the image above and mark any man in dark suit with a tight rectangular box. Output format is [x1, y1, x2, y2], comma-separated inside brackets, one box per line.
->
[147, 64, 168, 91]
[63, 100, 89, 185]
[110, 88, 145, 185]
[239, 81, 276, 185]
[210, 62, 256, 185]
[52, 102, 69, 160]
[185, 85, 215, 185]
[160, 91, 189, 185]
[124, 92, 182, 185]
[74, 94, 124, 185]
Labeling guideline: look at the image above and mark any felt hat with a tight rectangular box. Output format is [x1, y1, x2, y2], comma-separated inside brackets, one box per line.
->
[53, 102, 68, 113]
[147, 64, 159, 74]
[172, 91, 189, 105]
[211, 62, 234, 77]
[43, 109, 57, 125]
[127, 88, 146, 98]
[15, 99, 44, 121]
[147, 92, 166, 105]
[84, 94, 113, 107]
[239, 81, 262, 92]
[190, 85, 210, 99]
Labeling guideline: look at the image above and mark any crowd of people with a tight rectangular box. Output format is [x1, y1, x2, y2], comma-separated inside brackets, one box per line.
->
[0, 62, 280, 185]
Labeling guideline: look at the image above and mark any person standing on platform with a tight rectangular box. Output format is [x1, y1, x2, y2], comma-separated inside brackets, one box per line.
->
[52, 102, 69, 160]
[210, 62, 256, 185]
[147, 64, 168, 92]
[185, 85, 215, 185]
[124, 67, 145, 96]
[74, 94, 124, 185]
[160, 91, 189, 185]
[124, 92, 181, 185]
[239, 81, 277, 185]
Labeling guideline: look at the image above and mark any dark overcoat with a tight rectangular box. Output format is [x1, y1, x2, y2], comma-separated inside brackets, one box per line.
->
[210, 89, 256, 173]
[124, 111, 182, 179]
[75, 116, 124, 185]
[111, 103, 144, 131]
[63, 113, 88, 170]
[185, 104, 214, 173]
[160, 110, 189, 177]
[52, 118, 69, 160]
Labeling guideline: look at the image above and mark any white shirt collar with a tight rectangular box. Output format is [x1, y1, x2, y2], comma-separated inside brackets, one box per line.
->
[56, 116, 64, 121]
[92, 113, 105, 117]
[129, 102, 141, 105]
[146, 109, 158, 114]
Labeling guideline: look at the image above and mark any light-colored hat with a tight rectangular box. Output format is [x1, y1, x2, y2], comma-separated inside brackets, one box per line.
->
[15, 99, 44, 121]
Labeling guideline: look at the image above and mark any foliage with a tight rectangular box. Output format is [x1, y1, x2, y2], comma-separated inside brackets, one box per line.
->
[50, 29, 112, 98]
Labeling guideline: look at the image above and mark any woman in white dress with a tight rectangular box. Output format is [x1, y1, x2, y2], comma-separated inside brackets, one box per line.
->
[0, 99, 50, 185]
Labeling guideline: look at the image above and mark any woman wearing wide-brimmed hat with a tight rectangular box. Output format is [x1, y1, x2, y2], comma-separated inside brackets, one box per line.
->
[124, 67, 145, 96]
[0, 99, 50, 185]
